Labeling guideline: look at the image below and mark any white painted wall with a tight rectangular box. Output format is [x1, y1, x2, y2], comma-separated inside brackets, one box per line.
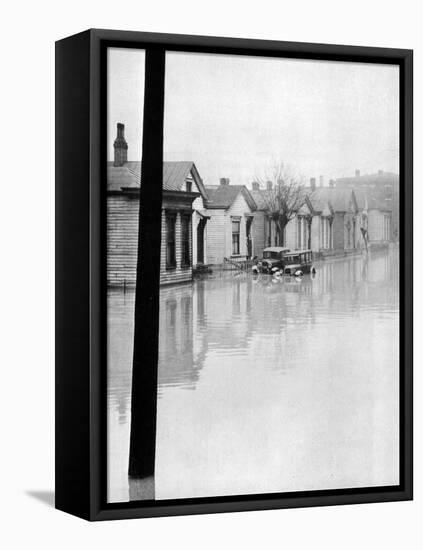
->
[205, 191, 254, 264]
[227, 192, 252, 258]
[369, 209, 391, 242]
[192, 186, 206, 266]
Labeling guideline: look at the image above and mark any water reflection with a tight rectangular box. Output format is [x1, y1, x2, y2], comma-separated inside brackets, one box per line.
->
[107, 248, 399, 502]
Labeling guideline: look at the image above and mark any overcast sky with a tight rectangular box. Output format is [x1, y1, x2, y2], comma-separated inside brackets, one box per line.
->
[108, 48, 399, 187]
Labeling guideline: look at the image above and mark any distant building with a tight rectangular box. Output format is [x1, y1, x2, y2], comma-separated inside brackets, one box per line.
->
[107, 123, 209, 286]
[204, 179, 257, 265]
[335, 170, 398, 240]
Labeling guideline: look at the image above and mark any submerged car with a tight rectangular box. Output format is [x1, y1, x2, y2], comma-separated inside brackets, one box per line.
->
[255, 247, 290, 273]
[282, 249, 313, 275]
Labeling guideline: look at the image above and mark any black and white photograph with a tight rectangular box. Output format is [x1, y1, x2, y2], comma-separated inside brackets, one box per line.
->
[2, 0, 419, 545]
[106, 47, 401, 503]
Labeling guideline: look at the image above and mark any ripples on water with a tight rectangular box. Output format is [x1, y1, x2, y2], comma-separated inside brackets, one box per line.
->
[107, 248, 399, 503]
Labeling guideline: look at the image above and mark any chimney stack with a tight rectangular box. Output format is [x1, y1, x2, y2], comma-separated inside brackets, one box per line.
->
[378, 169, 383, 176]
[319, 175, 324, 187]
[252, 181, 260, 191]
[310, 177, 316, 191]
[266, 180, 273, 191]
[113, 123, 128, 167]
[220, 178, 230, 186]
[355, 169, 360, 177]
[329, 179, 335, 188]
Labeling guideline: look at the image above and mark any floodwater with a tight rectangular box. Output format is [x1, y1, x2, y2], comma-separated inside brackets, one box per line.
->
[107, 248, 399, 503]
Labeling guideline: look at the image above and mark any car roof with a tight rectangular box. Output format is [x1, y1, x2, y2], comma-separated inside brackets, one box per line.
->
[263, 247, 290, 253]
[286, 249, 312, 254]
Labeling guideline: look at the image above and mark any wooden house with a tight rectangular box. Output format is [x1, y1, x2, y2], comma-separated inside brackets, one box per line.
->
[249, 182, 270, 257]
[204, 179, 257, 265]
[367, 196, 392, 243]
[308, 186, 362, 254]
[107, 124, 209, 286]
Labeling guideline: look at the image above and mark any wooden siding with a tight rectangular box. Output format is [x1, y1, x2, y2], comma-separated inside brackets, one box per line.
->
[310, 216, 322, 252]
[205, 191, 254, 264]
[204, 209, 226, 265]
[368, 210, 391, 242]
[332, 213, 346, 250]
[107, 195, 193, 287]
[192, 194, 206, 266]
[160, 211, 193, 285]
[107, 195, 139, 286]
[284, 218, 297, 250]
[252, 211, 266, 257]
[227, 193, 251, 259]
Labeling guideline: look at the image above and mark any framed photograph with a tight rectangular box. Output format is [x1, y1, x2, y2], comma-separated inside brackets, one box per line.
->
[55, 29, 413, 521]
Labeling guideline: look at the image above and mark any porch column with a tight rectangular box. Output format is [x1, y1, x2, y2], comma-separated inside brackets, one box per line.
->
[323, 217, 326, 249]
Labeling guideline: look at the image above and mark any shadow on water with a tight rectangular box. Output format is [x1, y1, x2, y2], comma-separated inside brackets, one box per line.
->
[26, 490, 55, 508]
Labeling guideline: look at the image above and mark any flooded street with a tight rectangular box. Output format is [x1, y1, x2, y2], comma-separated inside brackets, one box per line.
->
[107, 248, 399, 503]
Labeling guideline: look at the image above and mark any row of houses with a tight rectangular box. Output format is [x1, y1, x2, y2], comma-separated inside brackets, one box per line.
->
[107, 124, 395, 287]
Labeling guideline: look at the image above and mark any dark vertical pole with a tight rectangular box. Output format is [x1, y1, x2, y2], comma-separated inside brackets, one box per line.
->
[128, 47, 166, 478]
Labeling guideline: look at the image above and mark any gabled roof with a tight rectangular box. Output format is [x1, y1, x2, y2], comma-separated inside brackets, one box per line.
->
[107, 160, 209, 200]
[308, 187, 356, 213]
[250, 189, 269, 210]
[205, 185, 257, 211]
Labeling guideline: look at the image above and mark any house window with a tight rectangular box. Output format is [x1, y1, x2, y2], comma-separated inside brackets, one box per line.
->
[181, 214, 191, 267]
[232, 219, 241, 255]
[166, 212, 176, 269]
[186, 180, 192, 193]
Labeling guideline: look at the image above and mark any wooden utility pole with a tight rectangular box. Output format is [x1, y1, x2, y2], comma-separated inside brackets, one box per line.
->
[128, 47, 166, 478]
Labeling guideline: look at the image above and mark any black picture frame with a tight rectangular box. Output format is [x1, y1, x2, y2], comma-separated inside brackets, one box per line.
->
[55, 28, 413, 521]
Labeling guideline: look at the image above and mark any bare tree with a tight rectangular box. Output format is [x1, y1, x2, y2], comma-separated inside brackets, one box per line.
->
[256, 163, 306, 246]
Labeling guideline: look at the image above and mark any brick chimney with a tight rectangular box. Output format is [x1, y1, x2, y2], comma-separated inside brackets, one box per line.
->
[319, 175, 324, 187]
[266, 180, 273, 191]
[252, 181, 260, 191]
[329, 179, 335, 188]
[310, 177, 316, 191]
[355, 169, 360, 177]
[113, 123, 128, 167]
[220, 178, 230, 186]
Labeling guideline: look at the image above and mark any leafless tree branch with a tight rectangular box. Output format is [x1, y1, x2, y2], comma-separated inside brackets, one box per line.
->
[255, 162, 306, 245]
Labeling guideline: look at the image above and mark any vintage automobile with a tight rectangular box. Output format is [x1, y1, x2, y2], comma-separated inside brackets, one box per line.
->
[282, 249, 313, 275]
[255, 247, 290, 273]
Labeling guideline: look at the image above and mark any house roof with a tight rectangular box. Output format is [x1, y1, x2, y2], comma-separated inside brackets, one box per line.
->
[107, 160, 209, 199]
[308, 187, 355, 212]
[249, 189, 268, 210]
[205, 185, 257, 211]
